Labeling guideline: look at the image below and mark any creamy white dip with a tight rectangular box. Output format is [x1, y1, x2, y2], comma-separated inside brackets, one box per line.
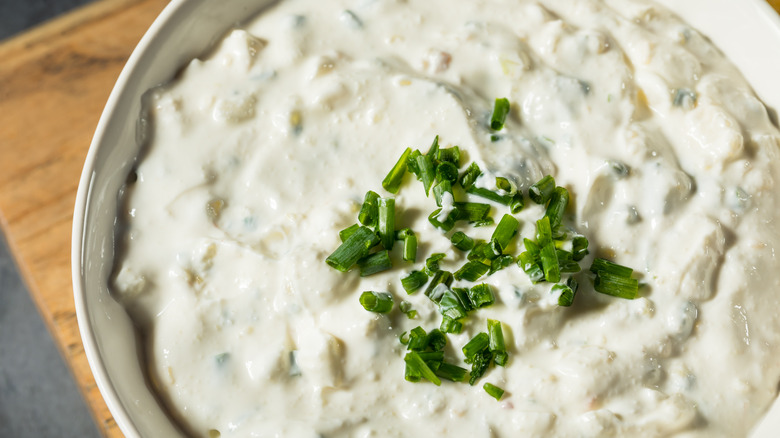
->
[112, 0, 780, 436]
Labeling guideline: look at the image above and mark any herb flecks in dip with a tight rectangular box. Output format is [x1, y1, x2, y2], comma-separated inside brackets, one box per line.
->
[113, 0, 780, 436]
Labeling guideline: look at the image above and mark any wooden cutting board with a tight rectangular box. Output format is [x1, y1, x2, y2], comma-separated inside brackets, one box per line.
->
[0, 1, 778, 437]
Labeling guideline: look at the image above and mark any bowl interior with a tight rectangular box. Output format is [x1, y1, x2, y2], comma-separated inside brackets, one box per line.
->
[72, 0, 780, 436]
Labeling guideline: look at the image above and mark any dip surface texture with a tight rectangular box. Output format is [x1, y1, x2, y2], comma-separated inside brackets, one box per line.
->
[113, 0, 780, 436]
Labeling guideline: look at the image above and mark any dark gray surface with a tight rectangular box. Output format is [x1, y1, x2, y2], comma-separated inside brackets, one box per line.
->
[0, 1, 103, 437]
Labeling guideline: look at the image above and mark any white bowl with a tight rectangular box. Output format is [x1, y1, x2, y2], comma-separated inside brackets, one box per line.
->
[71, 0, 780, 436]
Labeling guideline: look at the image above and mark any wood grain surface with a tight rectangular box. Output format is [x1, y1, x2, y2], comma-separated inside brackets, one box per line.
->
[0, 1, 778, 437]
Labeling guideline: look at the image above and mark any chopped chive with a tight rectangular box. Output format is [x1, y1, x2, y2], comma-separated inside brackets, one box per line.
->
[489, 255, 514, 275]
[490, 98, 510, 130]
[411, 152, 435, 196]
[339, 223, 360, 242]
[510, 193, 525, 213]
[427, 329, 447, 351]
[404, 362, 421, 382]
[407, 149, 422, 175]
[590, 258, 633, 278]
[468, 283, 495, 308]
[559, 259, 582, 273]
[460, 162, 482, 189]
[401, 270, 428, 294]
[358, 250, 392, 276]
[494, 352, 508, 367]
[359, 291, 394, 313]
[487, 319, 506, 354]
[540, 241, 561, 283]
[429, 208, 457, 231]
[468, 240, 489, 261]
[536, 216, 553, 247]
[396, 228, 414, 239]
[545, 186, 569, 230]
[438, 289, 468, 320]
[451, 231, 475, 251]
[462, 332, 490, 360]
[326, 226, 380, 272]
[436, 146, 461, 166]
[466, 186, 514, 205]
[529, 175, 555, 204]
[472, 217, 495, 227]
[358, 191, 380, 227]
[433, 180, 453, 207]
[404, 351, 441, 386]
[403, 233, 417, 262]
[440, 315, 463, 334]
[424, 270, 453, 302]
[451, 287, 474, 312]
[399, 331, 410, 345]
[572, 235, 589, 261]
[382, 147, 412, 194]
[468, 350, 492, 385]
[483, 240, 502, 260]
[557, 277, 579, 306]
[454, 202, 491, 222]
[435, 362, 468, 382]
[483, 382, 505, 401]
[454, 260, 490, 282]
[436, 162, 459, 184]
[517, 251, 545, 283]
[491, 214, 519, 250]
[416, 351, 445, 363]
[407, 326, 428, 350]
[426, 135, 440, 159]
[424, 253, 447, 276]
[495, 177, 516, 194]
[399, 301, 417, 319]
[594, 271, 639, 299]
[378, 197, 395, 250]
[523, 238, 540, 254]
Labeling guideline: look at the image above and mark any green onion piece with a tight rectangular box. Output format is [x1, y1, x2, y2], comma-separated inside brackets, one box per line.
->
[429, 208, 457, 231]
[468, 350, 492, 385]
[326, 226, 380, 272]
[436, 146, 461, 166]
[412, 153, 435, 196]
[358, 191, 380, 227]
[403, 234, 417, 262]
[439, 289, 468, 320]
[424, 270, 453, 302]
[483, 382, 505, 401]
[483, 240, 502, 260]
[590, 258, 633, 278]
[407, 326, 428, 351]
[450, 231, 474, 251]
[523, 238, 540, 254]
[487, 319, 506, 353]
[545, 186, 569, 231]
[426, 135, 440, 159]
[489, 255, 514, 275]
[427, 328, 447, 351]
[517, 251, 545, 283]
[433, 179, 453, 207]
[454, 202, 491, 222]
[451, 287, 473, 312]
[454, 260, 490, 282]
[399, 301, 417, 319]
[404, 351, 441, 386]
[401, 270, 428, 294]
[510, 193, 524, 214]
[492, 214, 519, 250]
[540, 241, 561, 283]
[416, 351, 445, 363]
[552, 282, 574, 307]
[378, 197, 395, 250]
[407, 149, 422, 174]
[494, 352, 508, 367]
[358, 250, 392, 277]
[460, 162, 482, 189]
[440, 316, 463, 334]
[559, 259, 582, 274]
[435, 362, 468, 382]
[536, 216, 553, 247]
[466, 186, 514, 205]
[396, 227, 414, 239]
[436, 162, 459, 184]
[468, 240, 489, 261]
[404, 362, 421, 382]
[468, 283, 495, 308]
[490, 97, 510, 130]
[594, 271, 639, 299]
[399, 331, 410, 345]
[495, 177, 516, 194]
[339, 224, 360, 242]
[529, 175, 555, 204]
[382, 147, 411, 194]
[472, 217, 495, 227]
[462, 332, 490, 360]
[359, 291, 394, 313]
[424, 253, 447, 276]
[572, 235, 590, 261]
